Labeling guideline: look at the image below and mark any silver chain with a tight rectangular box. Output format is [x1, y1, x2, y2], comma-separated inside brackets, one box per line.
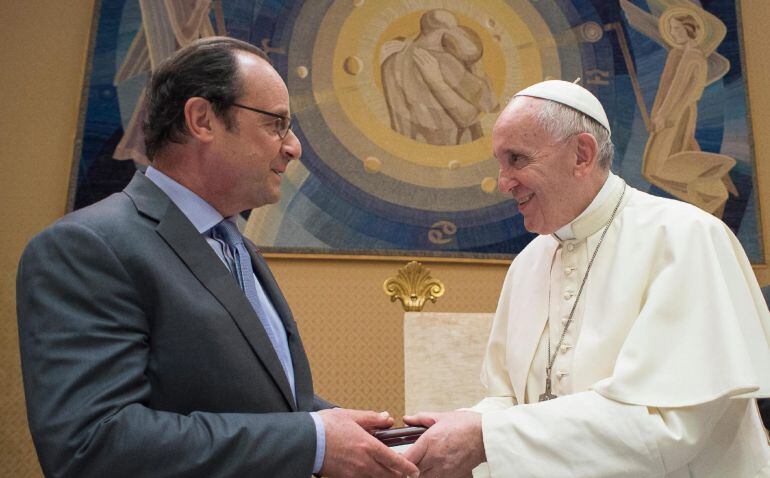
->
[546, 183, 626, 381]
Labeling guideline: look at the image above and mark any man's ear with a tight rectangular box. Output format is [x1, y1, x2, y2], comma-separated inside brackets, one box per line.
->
[573, 132, 599, 178]
[184, 97, 216, 144]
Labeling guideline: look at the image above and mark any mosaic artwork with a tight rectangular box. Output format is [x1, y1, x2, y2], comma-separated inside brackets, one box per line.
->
[73, 0, 762, 261]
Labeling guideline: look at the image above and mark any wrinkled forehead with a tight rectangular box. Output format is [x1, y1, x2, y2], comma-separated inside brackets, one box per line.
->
[503, 95, 544, 117]
[493, 97, 547, 136]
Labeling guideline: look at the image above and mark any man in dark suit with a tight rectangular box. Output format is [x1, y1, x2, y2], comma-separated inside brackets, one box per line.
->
[16, 37, 418, 478]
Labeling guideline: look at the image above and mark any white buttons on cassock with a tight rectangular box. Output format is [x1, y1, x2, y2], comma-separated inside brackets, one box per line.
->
[566, 243, 575, 252]
[560, 343, 573, 352]
[556, 370, 569, 379]
[565, 266, 574, 275]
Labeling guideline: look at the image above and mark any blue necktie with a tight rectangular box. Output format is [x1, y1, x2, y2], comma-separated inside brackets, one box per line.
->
[212, 220, 295, 399]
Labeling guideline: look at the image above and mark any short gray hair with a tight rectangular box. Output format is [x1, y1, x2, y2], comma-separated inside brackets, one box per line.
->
[531, 99, 614, 169]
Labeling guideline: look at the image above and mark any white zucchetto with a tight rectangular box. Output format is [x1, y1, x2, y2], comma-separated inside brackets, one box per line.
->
[514, 80, 611, 135]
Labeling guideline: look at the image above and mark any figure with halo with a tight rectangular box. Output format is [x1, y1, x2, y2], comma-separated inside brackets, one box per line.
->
[621, 0, 737, 216]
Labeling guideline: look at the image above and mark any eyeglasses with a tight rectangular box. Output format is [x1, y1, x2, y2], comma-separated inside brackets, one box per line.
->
[232, 103, 293, 139]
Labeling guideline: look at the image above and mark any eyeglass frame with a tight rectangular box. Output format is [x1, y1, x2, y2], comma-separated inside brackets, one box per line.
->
[231, 103, 293, 139]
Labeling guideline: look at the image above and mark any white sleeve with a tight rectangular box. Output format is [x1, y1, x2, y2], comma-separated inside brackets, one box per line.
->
[476, 391, 730, 477]
[468, 396, 517, 414]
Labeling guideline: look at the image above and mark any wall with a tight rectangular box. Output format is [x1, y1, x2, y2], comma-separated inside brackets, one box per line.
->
[1, 1, 96, 475]
[742, 0, 770, 286]
[268, 257, 508, 419]
[1, 1, 769, 475]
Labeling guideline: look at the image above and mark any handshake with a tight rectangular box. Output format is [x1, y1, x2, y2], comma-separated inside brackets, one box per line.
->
[317, 408, 485, 478]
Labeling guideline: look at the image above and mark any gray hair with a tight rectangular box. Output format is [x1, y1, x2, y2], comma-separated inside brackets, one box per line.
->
[531, 99, 614, 169]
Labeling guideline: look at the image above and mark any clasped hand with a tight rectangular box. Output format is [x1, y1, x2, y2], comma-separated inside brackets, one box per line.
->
[318, 408, 483, 478]
[318, 408, 419, 478]
[402, 410, 485, 478]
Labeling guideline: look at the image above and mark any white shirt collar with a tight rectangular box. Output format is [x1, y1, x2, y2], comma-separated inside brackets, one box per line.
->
[553, 173, 614, 241]
[145, 166, 224, 233]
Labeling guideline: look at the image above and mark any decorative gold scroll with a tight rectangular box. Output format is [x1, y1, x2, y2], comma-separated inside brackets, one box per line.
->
[383, 261, 445, 311]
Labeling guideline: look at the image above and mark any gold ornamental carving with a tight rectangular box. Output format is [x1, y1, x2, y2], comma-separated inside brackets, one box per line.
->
[383, 261, 445, 312]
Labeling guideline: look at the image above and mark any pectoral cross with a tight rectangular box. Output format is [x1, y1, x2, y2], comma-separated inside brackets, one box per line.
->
[539, 371, 557, 402]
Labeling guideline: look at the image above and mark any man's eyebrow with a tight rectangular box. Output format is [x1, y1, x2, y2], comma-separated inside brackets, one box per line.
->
[261, 105, 290, 116]
[498, 148, 531, 160]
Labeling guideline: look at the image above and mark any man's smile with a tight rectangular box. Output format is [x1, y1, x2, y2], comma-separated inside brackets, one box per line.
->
[516, 193, 534, 206]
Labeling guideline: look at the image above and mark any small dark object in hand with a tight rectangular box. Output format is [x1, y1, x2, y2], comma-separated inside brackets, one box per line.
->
[373, 426, 428, 447]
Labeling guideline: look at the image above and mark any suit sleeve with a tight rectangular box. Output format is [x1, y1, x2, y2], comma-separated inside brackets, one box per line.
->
[313, 395, 336, 411]
[17, 221, 317, 478]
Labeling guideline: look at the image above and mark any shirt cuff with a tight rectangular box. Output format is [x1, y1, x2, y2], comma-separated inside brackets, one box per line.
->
[309, 412, 326, 474]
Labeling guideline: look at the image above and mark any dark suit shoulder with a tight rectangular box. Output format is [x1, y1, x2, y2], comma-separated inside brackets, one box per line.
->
[59, 192, 148, 232]
[27, 191, 159, 256]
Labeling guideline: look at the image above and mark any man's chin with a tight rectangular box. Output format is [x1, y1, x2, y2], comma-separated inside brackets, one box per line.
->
[247, 193, 280, 211]
[522, 217, 548, 235]
[263, 191, 281, 206]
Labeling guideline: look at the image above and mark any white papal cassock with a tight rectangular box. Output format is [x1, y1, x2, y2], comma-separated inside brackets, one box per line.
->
[472, 173, 770, 477]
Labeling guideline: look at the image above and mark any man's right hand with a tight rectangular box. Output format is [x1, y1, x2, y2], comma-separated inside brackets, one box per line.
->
[318, 408, 420, 478]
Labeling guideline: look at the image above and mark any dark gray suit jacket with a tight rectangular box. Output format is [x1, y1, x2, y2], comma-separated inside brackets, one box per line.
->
[17, 172, 332, 477]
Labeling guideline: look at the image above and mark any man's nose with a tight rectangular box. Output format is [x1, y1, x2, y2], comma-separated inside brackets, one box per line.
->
[281, 129, 302, 162]
[498, 173, 516, 194]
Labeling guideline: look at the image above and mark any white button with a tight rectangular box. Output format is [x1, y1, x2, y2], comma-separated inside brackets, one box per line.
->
[566, 243, 575, 252]
[560, 343, 573, 353]
[561, 317, 569, 325]
[556, 370, 569, 379]
[564, 266, 574, 275]
[563, 290, 574, 300]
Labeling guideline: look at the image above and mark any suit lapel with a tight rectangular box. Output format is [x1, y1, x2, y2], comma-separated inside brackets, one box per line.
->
[124, 172, 297, 410]
[246, 243, 314, 412]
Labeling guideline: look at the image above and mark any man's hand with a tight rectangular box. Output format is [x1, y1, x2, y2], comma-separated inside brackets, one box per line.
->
[403, 411, 485, 478]
[318, 408, 420, 478]
[413, 48, 443, 84]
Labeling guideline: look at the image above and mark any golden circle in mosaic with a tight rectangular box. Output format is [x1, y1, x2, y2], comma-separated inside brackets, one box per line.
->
[481, 177, 498, 193]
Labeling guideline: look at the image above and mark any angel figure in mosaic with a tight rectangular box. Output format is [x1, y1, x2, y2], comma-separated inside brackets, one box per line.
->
[112, 0, 219, 165]
[621, 0, 737, 216]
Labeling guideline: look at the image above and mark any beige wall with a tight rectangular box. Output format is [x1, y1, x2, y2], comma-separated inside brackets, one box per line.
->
[1, 2, 96, 475]
[742, 0, 770, 286]
[2, 1, 769, 475]
[269, 257, 508, 420]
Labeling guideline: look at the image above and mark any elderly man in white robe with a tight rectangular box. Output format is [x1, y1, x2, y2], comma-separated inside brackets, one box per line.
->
[403, 80, 770, 477]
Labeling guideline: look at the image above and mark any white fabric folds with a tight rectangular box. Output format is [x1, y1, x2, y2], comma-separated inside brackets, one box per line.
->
[472, 174, 770, 476]
[484, 175, 770, 408]
[588, 184, 770, 406]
